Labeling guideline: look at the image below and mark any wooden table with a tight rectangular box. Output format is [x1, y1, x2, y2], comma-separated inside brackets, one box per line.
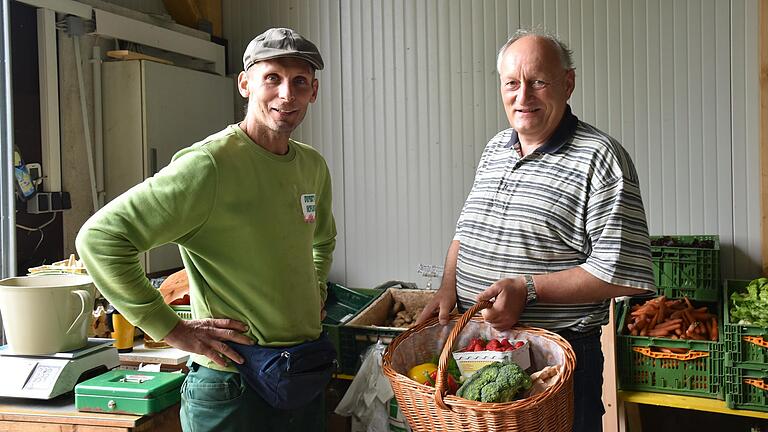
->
[0, 395, 181, 432]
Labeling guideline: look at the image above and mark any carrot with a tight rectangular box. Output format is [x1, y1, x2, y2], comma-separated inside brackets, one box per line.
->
[648, 328, 671, 337]
[654, 318, 683, 330]
[648, 308, 662, 330]
[635, 316, 648, 330]
[691, 311, 713, 321]
[665, 299, 684, 308]
[682, 309, 695, 328]
[685, 322, 699, 338]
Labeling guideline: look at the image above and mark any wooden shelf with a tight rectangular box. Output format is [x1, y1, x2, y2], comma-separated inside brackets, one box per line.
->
[618, 390, 768, 420]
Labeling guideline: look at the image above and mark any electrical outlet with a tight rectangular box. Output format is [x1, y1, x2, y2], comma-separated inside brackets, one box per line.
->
[26, 192, 71, 214]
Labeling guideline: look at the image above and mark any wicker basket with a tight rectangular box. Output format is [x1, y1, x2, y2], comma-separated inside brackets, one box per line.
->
[382, 301, 576, 431]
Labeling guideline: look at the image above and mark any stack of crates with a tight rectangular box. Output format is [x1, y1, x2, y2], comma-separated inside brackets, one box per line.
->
[723, 279, 768, 413]
[617, 235, 724, 398]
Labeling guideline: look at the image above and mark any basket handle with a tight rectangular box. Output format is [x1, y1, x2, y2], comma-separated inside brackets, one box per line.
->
[434, 300, 493, 410]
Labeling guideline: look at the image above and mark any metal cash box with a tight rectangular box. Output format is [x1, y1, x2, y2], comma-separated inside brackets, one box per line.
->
[75, 370, 185, 415]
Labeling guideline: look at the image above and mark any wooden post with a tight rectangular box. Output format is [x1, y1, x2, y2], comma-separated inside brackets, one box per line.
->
[761, 0, 768, 275]
[602, 301, 619, 431]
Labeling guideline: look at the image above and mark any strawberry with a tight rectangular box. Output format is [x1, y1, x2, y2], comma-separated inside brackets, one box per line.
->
[486, 339, 501, 351]
[499, 338, 511, 348]
[513, 341, 525, 349]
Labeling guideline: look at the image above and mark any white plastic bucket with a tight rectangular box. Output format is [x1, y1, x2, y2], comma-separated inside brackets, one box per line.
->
[0, 274, 95, 355]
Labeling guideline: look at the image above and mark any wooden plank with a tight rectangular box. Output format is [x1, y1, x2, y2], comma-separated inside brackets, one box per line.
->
[0, 400, 180, 431]
[601, 301, 619, 432]
[0, 406, 141, 428]
[618, 390, 768, 420]
[0, 421, 128, 431]
[106, 50, 173, 65]
[760, 0, 768, 275]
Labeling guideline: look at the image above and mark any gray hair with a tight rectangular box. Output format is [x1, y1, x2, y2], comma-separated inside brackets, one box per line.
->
[496, 28, 575, 73]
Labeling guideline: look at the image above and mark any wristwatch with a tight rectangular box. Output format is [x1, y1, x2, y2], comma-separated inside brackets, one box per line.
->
[523, 274, 538, 305]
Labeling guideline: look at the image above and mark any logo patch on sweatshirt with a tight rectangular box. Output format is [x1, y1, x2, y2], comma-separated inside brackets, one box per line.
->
[300, 194, 316, 223]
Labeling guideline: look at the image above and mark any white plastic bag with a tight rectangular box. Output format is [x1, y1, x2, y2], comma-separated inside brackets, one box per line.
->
[335, 341, 393, 432]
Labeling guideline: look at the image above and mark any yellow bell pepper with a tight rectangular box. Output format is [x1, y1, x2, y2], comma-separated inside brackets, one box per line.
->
[407, 362, 438, 384]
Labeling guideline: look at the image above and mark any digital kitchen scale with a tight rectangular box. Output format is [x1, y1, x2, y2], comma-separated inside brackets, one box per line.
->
[0, 338, 120, 399]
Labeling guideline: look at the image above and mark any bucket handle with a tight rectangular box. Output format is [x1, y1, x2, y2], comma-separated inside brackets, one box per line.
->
[66, 289, 92, 334]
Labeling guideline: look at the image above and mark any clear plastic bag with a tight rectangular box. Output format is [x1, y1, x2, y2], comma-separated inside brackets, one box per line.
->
[335, 340, 393, 432]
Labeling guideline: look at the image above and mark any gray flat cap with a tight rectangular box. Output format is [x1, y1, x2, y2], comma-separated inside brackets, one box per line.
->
[242, 27, 324, 71]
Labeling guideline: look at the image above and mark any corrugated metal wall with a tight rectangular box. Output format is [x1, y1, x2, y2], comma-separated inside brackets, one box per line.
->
[224, 0, 761, 287]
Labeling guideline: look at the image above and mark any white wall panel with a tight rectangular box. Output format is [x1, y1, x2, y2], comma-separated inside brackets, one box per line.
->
[224, 0, 762, 287]
[339, 0, 518, 286]
[731, 0, 761, 277]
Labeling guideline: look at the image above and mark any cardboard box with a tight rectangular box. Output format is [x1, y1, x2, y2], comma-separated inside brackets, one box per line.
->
[346, 288, 436, 330]
[452, 339, 532, 379]
[339, 288, 436, 374]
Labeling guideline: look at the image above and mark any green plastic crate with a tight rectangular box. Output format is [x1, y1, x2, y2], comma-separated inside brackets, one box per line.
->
[725, 365, 768, 413]
[322, 283, 381, 375]
[650, 235, 720, 301]
[723, 279, 768, 369]
[616, 298, 724, 399]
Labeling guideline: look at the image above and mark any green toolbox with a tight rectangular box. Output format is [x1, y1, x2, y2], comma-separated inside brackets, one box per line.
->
[75, 370, 185, 415]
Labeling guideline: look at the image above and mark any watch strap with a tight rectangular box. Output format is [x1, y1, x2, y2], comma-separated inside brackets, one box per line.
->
[523, 274, 537, 305]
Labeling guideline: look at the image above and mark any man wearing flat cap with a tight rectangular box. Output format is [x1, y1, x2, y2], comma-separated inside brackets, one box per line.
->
[77, 28, 336, 431]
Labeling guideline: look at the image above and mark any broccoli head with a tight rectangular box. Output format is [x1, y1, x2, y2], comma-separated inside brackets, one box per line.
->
[456, 361, 531, 403]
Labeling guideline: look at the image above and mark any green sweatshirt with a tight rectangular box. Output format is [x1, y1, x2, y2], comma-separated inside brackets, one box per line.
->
[76, 125, 336, 371]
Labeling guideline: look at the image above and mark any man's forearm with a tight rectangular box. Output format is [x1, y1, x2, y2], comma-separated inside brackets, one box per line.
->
[440, 240, 460, 289]
[532, 266, 647, 304]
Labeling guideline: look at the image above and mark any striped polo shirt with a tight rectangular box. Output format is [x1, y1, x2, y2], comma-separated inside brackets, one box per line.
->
[454, 105, 655, 332]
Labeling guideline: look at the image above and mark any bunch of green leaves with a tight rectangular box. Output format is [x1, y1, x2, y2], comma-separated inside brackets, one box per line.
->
[730, 278, 768, 327]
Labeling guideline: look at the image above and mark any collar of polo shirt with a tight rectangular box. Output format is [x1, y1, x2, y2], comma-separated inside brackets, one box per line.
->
[506, 104, 578, 154]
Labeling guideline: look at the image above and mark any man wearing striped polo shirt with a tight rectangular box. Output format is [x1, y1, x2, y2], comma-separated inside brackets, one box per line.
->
[417, 29, 655, 432]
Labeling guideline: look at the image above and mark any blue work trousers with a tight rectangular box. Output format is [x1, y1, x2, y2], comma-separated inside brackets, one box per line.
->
[559, 329, 605, 432]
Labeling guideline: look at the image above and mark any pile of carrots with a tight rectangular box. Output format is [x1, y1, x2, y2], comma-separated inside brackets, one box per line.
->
[626, 296, 718, 342]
